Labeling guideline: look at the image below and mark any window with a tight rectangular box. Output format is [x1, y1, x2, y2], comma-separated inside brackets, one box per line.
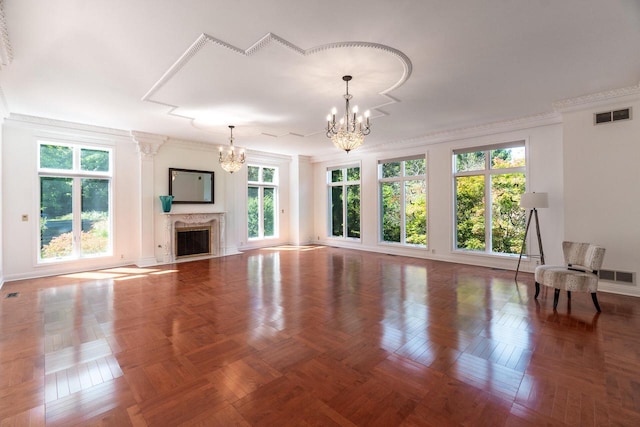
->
[327, 165, 360, 239]
[453, 141, 526, 255]
[378, 156, 427, 246]
[38, 142, 112, 262]
[248, 165, 278, 239]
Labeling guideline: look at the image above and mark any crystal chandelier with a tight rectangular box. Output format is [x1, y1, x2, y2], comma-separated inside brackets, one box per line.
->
[326, 75, 371, 153]
[219, 125, 245, 174]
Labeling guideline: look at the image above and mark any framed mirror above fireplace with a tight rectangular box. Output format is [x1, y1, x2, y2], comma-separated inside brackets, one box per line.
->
[169, 168, 214, 203]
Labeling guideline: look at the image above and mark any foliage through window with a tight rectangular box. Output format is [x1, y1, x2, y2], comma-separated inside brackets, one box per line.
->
[248, 165, 278, 240]
[453, 142, 526, 255]
[327, 165, 360, 239]
[38, 142, 112, 261]
[378, 156, 427, 246]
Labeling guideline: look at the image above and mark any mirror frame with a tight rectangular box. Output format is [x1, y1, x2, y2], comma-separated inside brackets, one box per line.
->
[169, 168, 215, 204]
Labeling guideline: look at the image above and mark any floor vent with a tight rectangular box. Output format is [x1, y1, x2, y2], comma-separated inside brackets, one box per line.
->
[599, 269, 635, 285]
[5, 292, 19, 298]
[594, 107, 632, 125]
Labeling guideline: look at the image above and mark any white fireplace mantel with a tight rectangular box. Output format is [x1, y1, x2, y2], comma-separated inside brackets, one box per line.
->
[163, 212, 226, 263]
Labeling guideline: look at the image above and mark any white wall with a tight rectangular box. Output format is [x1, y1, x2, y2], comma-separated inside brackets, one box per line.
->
[289, 155, 314, 245]
[1, 115, 140, 281]
[562, 96, 640, 296]
[313, 119, 565, 273]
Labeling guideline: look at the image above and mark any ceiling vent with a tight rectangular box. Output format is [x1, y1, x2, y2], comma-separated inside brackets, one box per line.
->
[594, 107, 632, 125]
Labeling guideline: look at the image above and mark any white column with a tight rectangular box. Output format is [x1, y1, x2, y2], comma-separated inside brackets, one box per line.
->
[131, 131, 166, 266]
[290, 155, 313, 245]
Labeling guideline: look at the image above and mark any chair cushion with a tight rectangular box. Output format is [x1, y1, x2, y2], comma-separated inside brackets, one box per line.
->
[535, 265, 599, 293]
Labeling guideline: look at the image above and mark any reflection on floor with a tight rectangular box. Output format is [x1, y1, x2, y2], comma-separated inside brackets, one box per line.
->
[1, 246, 639, 426]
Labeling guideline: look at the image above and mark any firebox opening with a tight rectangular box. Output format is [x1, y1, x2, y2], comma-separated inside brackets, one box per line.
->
[175, 226, 211, 258]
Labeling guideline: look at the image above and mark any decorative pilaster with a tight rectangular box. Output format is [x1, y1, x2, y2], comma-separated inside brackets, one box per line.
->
[131, 131, 167, 266]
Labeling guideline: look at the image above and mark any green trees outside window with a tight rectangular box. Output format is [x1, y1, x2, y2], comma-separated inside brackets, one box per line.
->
[454, 143, 526, 255]
[328, 166, 360, 239]
[39, 143, 112, 261]
[248, 165, 277, 240]
[379, 157, 427, 246]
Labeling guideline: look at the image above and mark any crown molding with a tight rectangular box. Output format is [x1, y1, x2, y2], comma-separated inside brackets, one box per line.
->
[553, 83, 640, 112]
[0, 0, 13, 68]
[166, 137, 219, 152]
[5, 113, 130, 140]
[141, 32, 412, 136]
[244, 149, 292, 163]
[367, 111, 562, 154]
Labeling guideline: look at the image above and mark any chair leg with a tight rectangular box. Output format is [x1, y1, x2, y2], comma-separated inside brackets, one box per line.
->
[591, 293, 601, 312]
[567, 291, 571, 300]
[553, 289, 560, 309]
[535, 282, 540, 299]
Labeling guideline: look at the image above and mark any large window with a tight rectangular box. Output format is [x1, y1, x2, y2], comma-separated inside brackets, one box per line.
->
[38, 142, 112, 262]
[327, 165, 360, 239]
[248, 165, 278, 239]
[378, 156, 427, 246]
[453, 141, 526, 255]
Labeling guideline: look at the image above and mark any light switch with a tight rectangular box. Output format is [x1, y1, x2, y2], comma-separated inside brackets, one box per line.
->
[21, 214, 28, 221]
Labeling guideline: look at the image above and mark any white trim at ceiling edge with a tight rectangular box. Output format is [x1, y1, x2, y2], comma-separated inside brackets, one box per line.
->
[309, 82, 640, 162]
[309, 111, 563, 163]
[553, 82, 640, 113]
[141, 32, 412, 127]
[5, 113, 131, 141]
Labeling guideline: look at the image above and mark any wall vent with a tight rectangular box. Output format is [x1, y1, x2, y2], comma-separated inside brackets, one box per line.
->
[599, 269, 635, 285]
[594, 107, 632, 125]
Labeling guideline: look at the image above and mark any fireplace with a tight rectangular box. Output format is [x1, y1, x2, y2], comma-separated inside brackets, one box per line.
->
[175, 226, 211, 258]
[163, 213, 225, 263]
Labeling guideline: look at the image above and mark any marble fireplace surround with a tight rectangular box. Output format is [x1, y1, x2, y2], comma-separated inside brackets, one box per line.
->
[163, 212, 225, 263]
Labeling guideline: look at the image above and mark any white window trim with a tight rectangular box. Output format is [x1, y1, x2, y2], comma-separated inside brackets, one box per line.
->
[247, 165, 279, 240]
[326, 164, 361, 241]
[377, 156, 427, 248]
[37, 140, 114, 264]
[452, 140, 526, 257]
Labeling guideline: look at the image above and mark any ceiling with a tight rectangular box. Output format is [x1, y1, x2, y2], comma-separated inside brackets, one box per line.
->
[1, 0, 639, 158]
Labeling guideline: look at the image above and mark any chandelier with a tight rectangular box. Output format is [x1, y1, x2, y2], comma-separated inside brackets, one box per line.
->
[326, 75, 371, 153]
[219, 125, 245, 174]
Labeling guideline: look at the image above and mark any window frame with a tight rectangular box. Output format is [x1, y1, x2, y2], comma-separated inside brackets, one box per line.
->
[452, 140, 526, 256]
[326, 163, 361, 241]
[37, 140, 113, 263]
[247, 164, 279, 240]
[377, 155, 427, 247]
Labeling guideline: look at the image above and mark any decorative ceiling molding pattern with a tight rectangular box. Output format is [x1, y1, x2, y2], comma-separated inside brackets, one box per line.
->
[141, 32, 412, 134]
[553, 82, 640, 112]
[0, 0, 13, 67]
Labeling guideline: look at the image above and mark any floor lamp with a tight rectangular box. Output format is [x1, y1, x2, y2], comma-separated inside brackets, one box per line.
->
[515, 192, 548, 280]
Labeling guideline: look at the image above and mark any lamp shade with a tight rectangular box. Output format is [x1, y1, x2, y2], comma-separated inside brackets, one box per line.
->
[520, 192, 548, 209]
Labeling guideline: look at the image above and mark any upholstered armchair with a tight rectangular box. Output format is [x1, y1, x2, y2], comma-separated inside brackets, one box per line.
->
[534, 241, 605, 312]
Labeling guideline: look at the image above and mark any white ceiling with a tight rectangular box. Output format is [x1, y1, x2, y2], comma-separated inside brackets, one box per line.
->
[1, 0, 639, 158]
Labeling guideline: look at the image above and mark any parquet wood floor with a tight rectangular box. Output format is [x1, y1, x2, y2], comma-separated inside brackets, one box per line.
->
[1, 246, 640, 426]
